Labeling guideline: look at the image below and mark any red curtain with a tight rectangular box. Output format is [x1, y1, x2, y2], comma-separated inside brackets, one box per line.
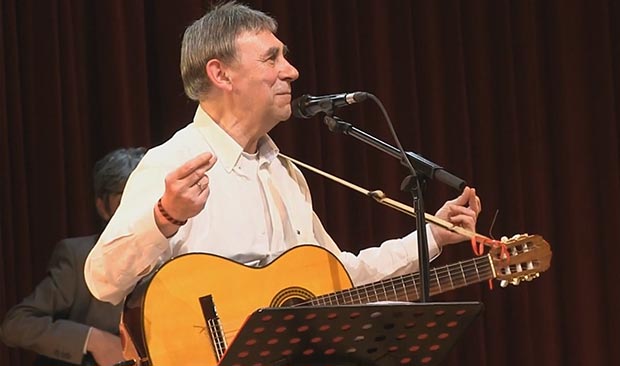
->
[1, 1, 619, 365]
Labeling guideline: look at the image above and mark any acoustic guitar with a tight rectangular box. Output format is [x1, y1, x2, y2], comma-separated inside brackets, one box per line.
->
[120, 234, 551, 366]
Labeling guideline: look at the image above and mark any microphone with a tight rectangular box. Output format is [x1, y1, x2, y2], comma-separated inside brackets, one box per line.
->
[291, 92, 369, 119]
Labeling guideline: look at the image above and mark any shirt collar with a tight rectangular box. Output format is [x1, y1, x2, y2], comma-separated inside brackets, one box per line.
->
[193, 106, 280, 172]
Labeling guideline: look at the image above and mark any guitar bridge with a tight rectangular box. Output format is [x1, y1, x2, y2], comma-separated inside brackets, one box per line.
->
[199, 295, 228, 361]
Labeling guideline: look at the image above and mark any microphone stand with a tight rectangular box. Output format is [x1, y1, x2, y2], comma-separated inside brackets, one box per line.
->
[323, 117, 466, 191]
[401, 170, 430, 302]
[323, 116, 466, 302]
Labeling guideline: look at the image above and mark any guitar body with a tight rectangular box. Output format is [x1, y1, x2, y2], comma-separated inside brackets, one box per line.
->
[120, 234, 552, 366]
[122, 245, 352, 366]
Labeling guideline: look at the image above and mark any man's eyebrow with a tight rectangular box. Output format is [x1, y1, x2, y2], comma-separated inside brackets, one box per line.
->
[262, 45, 288, 60]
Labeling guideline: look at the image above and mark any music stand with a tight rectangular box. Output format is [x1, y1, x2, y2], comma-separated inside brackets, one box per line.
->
[218, 302, 482, 366]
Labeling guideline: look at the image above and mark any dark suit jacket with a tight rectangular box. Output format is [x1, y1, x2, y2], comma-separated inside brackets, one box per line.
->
[0, 235, 122, 365]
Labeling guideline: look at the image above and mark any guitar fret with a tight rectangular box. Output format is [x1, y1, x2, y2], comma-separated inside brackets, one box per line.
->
[372, 283, 379, 302]
[412, 275, 419, 300]
[439, 266, 452, 292]
[459, 261, 468, 286]
[323, 294, 330, 305]
[478, 260, 492, 279]
[391, 280, 398, 301]
[447, 263, 455, 288]
[434, 269, 442, 293]
[400, 276, 410, 302]
[474, 260, 481, 281]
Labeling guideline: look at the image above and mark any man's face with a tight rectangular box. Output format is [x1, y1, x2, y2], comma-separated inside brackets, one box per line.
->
[226, 30, 299, 126]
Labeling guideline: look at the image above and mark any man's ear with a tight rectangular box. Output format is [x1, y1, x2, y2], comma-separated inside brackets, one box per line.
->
[95, 197, 112, 221]
[205, 59, 232, 91]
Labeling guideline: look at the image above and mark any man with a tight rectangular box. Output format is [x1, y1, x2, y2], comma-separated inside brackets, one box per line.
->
[85, 1, 481, 307]
[1, 147, 145, 366]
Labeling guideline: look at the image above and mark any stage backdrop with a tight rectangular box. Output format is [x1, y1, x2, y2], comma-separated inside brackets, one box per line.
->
[1, 1, 618, 365]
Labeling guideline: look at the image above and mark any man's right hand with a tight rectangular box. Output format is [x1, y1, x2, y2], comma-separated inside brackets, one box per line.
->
[86, 328, 124, 366]
[154, 152, 217, 236]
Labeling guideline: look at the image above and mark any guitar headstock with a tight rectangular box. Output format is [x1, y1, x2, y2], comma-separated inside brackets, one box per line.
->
[489, 234, 552, 287]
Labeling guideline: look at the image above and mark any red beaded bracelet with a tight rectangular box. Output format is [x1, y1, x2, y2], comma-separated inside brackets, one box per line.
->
[157, 198, 187, 226]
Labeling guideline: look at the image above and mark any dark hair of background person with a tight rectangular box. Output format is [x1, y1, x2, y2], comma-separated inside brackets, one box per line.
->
[93, 147, 146, 224]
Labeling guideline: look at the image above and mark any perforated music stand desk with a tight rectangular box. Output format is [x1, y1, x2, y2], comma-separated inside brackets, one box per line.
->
[218, 302, 482, 366]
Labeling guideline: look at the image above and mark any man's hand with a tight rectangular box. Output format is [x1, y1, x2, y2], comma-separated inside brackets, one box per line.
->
[86, 328, 124, 366]
[430, 186, 482, 247]
[154, 152, 217, 236]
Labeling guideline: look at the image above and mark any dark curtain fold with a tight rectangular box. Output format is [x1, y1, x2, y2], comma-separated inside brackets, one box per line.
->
[1, 1, 618, 365]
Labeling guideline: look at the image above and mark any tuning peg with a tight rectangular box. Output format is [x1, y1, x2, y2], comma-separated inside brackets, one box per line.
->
[524, 273, 540, 282]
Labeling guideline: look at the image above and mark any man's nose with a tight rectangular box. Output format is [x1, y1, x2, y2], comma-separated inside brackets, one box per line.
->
[281, 59, 299, 81]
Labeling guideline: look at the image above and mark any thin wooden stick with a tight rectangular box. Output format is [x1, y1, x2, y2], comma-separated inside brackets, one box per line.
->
[280, 153, 492, 244]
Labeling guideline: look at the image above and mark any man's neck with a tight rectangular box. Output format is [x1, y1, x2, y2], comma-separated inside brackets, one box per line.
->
[199, 101, 264, 153]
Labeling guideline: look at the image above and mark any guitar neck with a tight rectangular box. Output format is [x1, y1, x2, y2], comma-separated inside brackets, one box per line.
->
[308, 255, 493, 305]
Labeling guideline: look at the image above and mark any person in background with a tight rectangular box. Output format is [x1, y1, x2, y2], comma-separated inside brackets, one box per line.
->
[1, 147, 146, 366]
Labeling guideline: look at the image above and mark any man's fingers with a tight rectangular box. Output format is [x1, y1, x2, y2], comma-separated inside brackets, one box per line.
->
[447, 186, 473, 206]
[193, 175, 210, 193]
[447, 186, 481, 215]
[173, 152, 216, 180]
[198, 186, 211, 200]
[447, 205, 477, 218]
[468, 188, 482, 214]
[448, 213, 476, 230]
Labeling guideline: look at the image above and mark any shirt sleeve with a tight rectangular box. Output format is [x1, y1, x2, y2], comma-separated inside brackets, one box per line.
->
[0, 240, 92, 364]
[84, 152, 174, 305]
[313, 212, 441, 286]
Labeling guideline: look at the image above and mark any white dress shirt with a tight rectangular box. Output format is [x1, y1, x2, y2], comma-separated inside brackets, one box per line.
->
[84, 106, 440, 305]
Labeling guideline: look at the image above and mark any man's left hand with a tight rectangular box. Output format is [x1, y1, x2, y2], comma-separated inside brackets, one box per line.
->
[430, 186, 482, 247]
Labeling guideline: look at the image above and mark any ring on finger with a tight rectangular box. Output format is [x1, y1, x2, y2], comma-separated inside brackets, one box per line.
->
[196, 181, 204, 191]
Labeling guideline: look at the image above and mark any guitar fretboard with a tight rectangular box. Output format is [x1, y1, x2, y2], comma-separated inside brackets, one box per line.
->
[303, 255, 492, 306]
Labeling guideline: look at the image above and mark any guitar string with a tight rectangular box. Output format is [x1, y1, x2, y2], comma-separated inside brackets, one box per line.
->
[212, 255, 541, 336]
[213, 262, 494, 337]
[211, 252, 538, 335]
[211, 257, 537, 335]
[304, 259, 494, 306]
[208, 258, 502, 334]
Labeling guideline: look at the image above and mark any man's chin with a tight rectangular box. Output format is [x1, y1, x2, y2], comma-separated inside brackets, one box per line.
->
[276, 107, 293, 122]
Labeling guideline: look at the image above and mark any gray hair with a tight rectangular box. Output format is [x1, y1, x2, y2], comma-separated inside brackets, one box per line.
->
[93, 147, 146, 199]
[180, 1, 278, 101]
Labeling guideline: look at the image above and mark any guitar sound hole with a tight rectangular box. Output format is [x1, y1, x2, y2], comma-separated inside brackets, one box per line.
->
[270, 286, 315, 307]
[281, 297, 306, 306]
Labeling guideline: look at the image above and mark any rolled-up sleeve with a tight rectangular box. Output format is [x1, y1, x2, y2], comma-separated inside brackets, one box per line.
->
[84, 153, 174, 305]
